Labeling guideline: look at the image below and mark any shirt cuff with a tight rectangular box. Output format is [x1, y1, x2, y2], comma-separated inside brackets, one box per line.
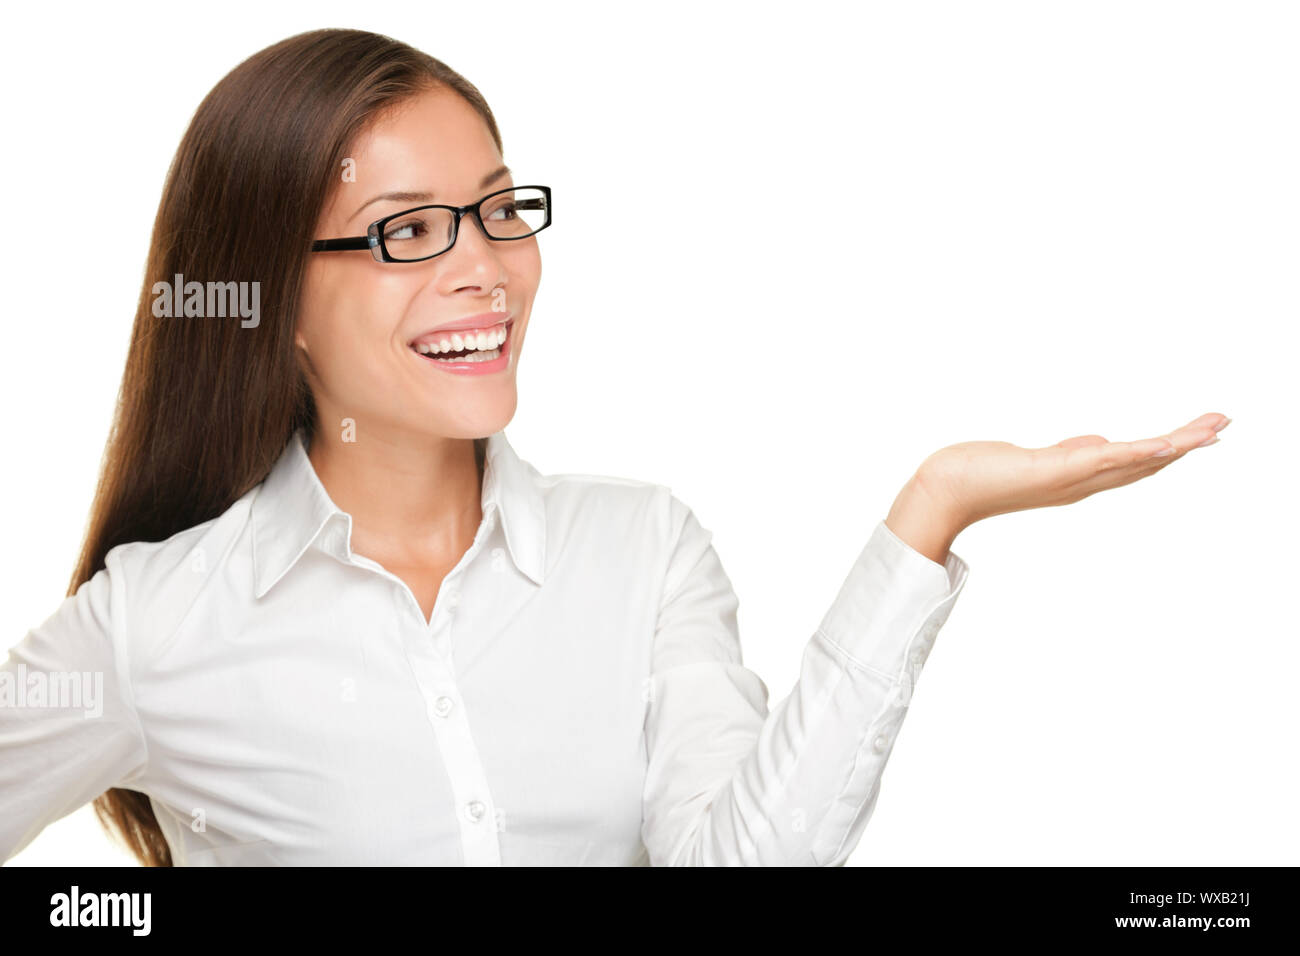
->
[814, 518, 969, 683]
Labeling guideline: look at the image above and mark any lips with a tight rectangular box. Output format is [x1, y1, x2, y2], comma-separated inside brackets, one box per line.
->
[408, 312, 513, 350]
[410, 321, 512, 375]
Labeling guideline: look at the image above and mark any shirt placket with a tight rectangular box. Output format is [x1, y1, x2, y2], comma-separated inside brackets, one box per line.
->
[347, 510, 504, 866]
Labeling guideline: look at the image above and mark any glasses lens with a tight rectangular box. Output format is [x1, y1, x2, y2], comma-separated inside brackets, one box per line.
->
[380, 208, 456, 262]
[481, 187, 549, 240]
[379, 188, 549, 261]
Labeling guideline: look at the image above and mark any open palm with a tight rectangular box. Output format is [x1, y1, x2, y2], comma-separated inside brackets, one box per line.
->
[914, 412, 1231, 528]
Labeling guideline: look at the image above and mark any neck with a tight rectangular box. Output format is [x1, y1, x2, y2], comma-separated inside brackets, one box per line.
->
[305, 421, 485, 566]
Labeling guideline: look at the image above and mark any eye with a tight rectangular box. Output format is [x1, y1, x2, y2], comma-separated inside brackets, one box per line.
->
[385, 218, 429, 241]
[484, 201, 519, 222]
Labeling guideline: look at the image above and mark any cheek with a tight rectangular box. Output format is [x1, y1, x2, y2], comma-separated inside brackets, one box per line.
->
[520, 245, 542, 285]
[504, 249, 542, 310]
[298, 277, 402, 394]
[311, 317, 396, 395]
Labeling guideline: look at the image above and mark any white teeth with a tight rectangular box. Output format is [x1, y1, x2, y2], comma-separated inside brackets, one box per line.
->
[413, 324, 509, 357]
[425, 346, 502, 364]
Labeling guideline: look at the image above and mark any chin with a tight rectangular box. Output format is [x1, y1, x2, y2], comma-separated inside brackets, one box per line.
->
[408, 401, 517, 441]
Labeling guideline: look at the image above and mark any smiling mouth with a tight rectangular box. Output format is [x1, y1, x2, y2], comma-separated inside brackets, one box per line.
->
[409, 319, 512, 363]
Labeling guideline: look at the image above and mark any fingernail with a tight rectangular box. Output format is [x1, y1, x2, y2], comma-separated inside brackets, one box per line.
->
[1196, 435, 1220, 448]
[1152, 443, 1177, 457]
[1213, 417, 1232, 432]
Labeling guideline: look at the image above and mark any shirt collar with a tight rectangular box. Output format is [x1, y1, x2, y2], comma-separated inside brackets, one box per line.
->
[250, 428, 547, 598]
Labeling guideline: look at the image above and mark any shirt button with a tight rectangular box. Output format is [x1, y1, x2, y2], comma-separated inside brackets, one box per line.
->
[465, 800, 486, 823]
[433, 696, 454, 717]
[871, 734, 890, 754]
[444, 587, 460, 609]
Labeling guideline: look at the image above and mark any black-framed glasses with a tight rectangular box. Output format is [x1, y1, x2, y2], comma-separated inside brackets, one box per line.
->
[311, 185, 552, 263]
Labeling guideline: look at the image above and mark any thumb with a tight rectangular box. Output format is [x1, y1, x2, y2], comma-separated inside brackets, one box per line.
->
[1054, 434, 1109, 450]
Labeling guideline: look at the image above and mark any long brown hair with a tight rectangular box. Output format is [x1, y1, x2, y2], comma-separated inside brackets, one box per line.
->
[72, 28, 502, 866]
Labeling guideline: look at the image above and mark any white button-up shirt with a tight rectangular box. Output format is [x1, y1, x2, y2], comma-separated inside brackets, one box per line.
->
[2, 428, 968, 865]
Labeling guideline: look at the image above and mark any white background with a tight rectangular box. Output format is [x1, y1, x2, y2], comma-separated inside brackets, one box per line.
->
[2, 0, 1295, 866]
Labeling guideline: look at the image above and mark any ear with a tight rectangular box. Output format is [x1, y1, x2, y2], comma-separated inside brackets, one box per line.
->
[292, 327, 316, 379]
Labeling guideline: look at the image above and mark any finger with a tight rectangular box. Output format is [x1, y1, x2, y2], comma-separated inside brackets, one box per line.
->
[1049, 433, 1186, 478]
[1045, 414, 1229, 505]
[1177, 412, 1231, 433]
[1070, 429, 1207, 499]
[1150, 421, 1222, 456]
[1132, 414, 1225, 465]
[1136, 414, 1230, 459]
[1078, 422, 1220, 482]
[1052, 413, 1226, 459]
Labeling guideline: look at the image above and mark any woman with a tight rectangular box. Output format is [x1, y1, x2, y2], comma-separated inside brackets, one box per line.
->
[0, 28, 1227, 866]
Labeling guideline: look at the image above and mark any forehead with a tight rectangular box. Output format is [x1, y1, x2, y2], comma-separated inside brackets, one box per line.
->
[324, 88, 503, 222]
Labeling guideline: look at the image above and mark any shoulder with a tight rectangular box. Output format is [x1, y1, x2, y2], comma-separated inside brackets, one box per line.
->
[534, 468, 708, 543]
[106, 491, 254, 584]
[538, 468, 668, 520]
[531, 467, 716, 586]
[99, 490, 257, 660]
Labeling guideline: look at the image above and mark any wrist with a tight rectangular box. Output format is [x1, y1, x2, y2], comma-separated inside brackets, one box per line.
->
[885, 472, 967, 567]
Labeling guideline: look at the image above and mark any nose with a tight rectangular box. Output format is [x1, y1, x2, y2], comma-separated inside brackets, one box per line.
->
[436, 211, 509, 293]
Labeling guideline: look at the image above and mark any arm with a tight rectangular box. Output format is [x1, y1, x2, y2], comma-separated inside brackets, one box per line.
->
[640, 411, 1227, 865]
[0, 554, 149, 862]
[885, 471, 965, 566]
[640, 489, 968, 866]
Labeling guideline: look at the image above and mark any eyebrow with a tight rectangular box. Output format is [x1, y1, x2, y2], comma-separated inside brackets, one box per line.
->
[349, 165, 513, 222]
